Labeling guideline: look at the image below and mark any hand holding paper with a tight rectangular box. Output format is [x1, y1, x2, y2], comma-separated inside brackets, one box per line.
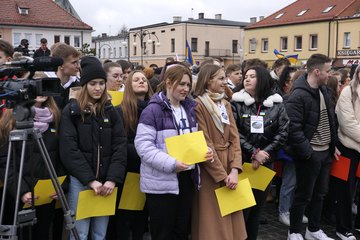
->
[238, 163, 275, 191]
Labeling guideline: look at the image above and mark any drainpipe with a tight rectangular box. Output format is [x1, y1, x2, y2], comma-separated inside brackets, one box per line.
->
[327, 21, 331, 57]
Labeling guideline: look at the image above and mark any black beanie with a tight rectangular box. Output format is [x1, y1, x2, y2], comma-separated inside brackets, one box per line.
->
[80, 56, 107, 86]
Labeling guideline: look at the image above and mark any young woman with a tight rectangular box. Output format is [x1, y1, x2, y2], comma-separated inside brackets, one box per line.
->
[107, 70, 153, 240]
[231, 66, 289, 240]
[334, 65, 360, 240]
[135, 64, 213, 240]
[192, 64, 246, 240]
[59, 56, 127, 240]
[103, 62, 124, 91]
[0, 95, 62, 240]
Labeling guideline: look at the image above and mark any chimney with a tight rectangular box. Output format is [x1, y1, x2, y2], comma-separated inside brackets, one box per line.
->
[101, 33, 107, 38]
[259, 16, 264, 21]
[188, 17, 194, 20]
[198, 13, 204, 19]
[173, 16, 182, 23]
[215, 14, 222, 20]
[250, 17, 257, 23]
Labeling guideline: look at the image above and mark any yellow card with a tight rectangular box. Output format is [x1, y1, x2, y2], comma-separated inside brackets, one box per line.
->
[165, 131, 208, 165]
[215, 178, 256, 217]
[108, 91, 124, 106]
[76, 187, 117, 220]
[118, 172, 146, 211]
[238, 163, 276, 191]
[23, 176, 67, 208]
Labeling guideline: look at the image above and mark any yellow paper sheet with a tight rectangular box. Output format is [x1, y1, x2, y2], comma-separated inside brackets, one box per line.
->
[215, 178, 256, 217]
[165, 131, 208, 165]
[76, 187, 117, 220]
[108, 90, 124, 106]
[23, 176, 66, 208]
[118, 172, 146, 210]
[238, 163, 276, 191]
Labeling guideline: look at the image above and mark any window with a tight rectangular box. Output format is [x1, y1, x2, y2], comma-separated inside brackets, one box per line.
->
[310, 34, 318, 50]
[113, 48, 116, 57]
[297, 10, 308, 16]
[232, 40, 238, 53]
[125, 46, 128, 57]
[191, 38, 198, 52]
[13, 33, 21, 45]
[54, 35, 60, 43]
[133, 46, 137, 56]
[35, 34, 42, 47]
[323, 6, 335, 13]
[64, 36, 70, 45]
[344, 32, 350, 48]
[152, 41, 156, 54]
[142, 42, 147, 54]
[249, 38, 257, 53]
[74, 36, 80, 48]
[295, 36, 302, 50]
[18, 7, 29, 15]
[261, 38, 268, 52]
[275, 13, 285, 19]
[102, 48, 105, 58]
[108, 48, 111, 57]
[24, 33, 32, 46]
[205, 41, 210, 57]
[280, 37, 288, 51]
[119, 47, 122, 57]
[171, 38, 175, 52]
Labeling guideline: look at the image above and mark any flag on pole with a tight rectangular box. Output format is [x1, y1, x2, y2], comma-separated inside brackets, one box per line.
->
[186, 40, 194, 65]
[273, 49, 298, 64]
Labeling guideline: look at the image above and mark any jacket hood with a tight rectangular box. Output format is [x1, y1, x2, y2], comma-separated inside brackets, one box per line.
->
[292, 73, 321, 97]
[232, 89, 283, 107]
[148, 91, 197, 110]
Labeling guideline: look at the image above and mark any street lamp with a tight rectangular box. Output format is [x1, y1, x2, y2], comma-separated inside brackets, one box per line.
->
[132, 29, 160, 66]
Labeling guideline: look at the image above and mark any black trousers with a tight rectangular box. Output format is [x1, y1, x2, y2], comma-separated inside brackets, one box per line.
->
[290, 150, 331, 233]
[334, 142, 360, 233]
[146, 171, 193, 240]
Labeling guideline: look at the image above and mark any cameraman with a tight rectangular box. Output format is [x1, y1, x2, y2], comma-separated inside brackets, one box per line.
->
[14, 39, 30, 57]
[45, 43, 80, 110]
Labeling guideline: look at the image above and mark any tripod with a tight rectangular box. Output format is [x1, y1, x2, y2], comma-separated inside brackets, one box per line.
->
[0, 106, 80, 240]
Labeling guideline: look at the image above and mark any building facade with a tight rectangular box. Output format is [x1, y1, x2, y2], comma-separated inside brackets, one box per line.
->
[92, 33, 129, 61]
[244, 0, 360, 67]
[128, 13, 248, 67]
[0, 0, 92, 55]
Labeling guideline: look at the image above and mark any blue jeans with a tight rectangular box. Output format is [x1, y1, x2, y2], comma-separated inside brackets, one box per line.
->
[68, 176, 109, 240]
[279, 161, 296, 214]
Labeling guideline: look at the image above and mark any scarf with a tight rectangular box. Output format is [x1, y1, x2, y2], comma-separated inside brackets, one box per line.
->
[198, 90, 226, 133]
[34, 107, 54, 133]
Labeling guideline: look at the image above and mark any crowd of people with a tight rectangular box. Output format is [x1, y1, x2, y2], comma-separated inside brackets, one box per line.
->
[0, 37, 360, 240]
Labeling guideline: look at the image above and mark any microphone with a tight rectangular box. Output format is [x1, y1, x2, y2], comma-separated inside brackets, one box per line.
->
[2, 56, 63, 71]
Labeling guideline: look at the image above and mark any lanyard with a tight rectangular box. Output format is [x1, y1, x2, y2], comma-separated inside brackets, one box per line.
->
[256, 103, 262, 116]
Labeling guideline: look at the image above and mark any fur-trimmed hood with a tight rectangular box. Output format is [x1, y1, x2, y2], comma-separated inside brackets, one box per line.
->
[232, 89, 283, 107]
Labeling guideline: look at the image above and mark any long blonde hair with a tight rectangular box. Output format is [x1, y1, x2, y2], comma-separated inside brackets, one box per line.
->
[77, 82, 109, 120]
[120, 70, 153, 134]
[350, 65, 360, 105]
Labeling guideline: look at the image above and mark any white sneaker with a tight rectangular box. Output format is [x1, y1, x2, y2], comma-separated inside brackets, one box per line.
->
[288, 231, 304, 240]
[279, 212, 290, 226]
[336, 232, 356, 240]
[305, 228, 334, 240]
[302, 215, 309, 223]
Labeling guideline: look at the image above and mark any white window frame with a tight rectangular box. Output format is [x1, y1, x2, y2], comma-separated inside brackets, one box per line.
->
[344, 32, 350, 48]
[261, 38, 268, 53]
[294, 36, 302, 51]
[249, 38, 257, 53]
[74, 36, 80, 48]
[309, 34, 318, 50]
[280, 37, 288, 51]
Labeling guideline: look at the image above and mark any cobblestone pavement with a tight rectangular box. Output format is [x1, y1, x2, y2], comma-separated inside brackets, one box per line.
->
[258, 200, 359, 240]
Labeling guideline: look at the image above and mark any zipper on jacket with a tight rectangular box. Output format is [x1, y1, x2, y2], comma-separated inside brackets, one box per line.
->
[96, 144, 100, 180]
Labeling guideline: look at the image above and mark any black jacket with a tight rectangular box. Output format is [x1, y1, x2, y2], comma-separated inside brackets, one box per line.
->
[232, 89, 289, 162]
[0, 123, 65, 199]
[54, 80, 80, 110]
[33, 48, 51, 58]
[59, 101, 127, 186]
[285, 74, 337, 160]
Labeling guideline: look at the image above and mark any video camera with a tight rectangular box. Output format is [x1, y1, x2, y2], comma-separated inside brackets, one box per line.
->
[0, 56, 63, 106]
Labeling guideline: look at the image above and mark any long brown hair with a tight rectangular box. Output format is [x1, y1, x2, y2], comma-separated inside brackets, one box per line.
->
[157, 64, 192, 93]
[121, 70, 153, 134]
[193, 64, 221, 97]
[77, 81, 109, 121]
[350, 65, 360, 105]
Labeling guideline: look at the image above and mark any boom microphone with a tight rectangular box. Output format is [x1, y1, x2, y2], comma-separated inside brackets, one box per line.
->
[3, 56, 63, 71]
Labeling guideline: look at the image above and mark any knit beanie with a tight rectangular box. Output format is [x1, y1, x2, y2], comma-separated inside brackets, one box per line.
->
[80, 56, 107, 86]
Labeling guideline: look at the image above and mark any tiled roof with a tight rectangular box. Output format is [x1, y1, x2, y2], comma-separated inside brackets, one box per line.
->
[0, 0, 92, 30]
[246, 0, 360, 29]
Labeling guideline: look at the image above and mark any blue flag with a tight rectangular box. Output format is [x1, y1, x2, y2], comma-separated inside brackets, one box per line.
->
[186, 40, 194, 65]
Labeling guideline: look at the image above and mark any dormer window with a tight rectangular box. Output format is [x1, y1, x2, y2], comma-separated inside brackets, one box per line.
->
[275, 13, 285, 19]
[18, 7, 29, 15]
[297, 10, 308, 16]
[322, 5, 335, 13]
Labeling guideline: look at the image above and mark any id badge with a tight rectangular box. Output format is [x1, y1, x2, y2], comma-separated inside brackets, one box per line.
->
[250, 116, 264, 133]
[219, 105, 230, 125]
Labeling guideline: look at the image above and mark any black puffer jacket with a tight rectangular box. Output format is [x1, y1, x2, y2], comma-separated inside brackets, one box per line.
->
[59, 101, 127, 186]
[285, 74, 337, 160]
[0, 122, 65, 199]
[231, 89, 289, 162]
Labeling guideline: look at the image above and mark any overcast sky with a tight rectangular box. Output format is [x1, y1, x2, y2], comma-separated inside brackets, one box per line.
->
[69, 0, 296, 36]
